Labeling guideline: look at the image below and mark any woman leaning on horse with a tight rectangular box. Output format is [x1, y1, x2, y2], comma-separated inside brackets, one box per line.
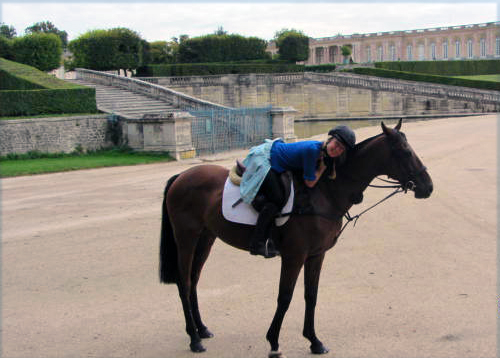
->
[240, 125, 357, 258]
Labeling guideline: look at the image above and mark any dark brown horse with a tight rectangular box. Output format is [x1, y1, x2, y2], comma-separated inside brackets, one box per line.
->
[159, 120, 433, 357]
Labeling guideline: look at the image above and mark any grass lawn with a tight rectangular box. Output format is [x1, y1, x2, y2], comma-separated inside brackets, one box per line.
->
[0, 149, 174, 177]
[452, 74, 500, 82]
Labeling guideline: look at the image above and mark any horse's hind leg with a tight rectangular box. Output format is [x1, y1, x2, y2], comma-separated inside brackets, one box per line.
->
[303, 253, 329, 354]
[190, 230, 216, 339]
[174, 225, 208, 352]
[266, 257, 305, 354]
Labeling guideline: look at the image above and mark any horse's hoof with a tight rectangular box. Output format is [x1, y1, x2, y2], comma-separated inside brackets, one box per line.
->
[198, 327, 214, 339]
[310, 342, 329, 354]
[190, 341, 206, 353]
[269, 350, 286, 358]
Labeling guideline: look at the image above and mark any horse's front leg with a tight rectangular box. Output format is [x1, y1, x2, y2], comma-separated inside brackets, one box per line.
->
[303, 253, 329, 354]
[266, 256, 304, 356]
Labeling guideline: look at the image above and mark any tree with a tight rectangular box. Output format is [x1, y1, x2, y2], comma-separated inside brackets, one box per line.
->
[341, 45, 352, 64]
[0, 22, 16, 39]
[0, 35, 13, 59]
[214, 26, 227, 35]
[68, 27, 144, 75]
[25, 21, 68, 48]
[177, 33, 268, 63]
[11, 33, 62, 71]
[147, 40, 177, 64]
[274, 29, 309, 63]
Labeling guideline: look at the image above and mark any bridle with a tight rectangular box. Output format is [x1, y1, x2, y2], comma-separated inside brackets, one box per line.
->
[279, 132, 429, 240]
[337, 135, 428, 239]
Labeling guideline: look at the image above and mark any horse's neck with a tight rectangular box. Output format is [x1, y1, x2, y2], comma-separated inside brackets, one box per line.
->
[345, 136, 389, 186]
[319, 136, 389, 214]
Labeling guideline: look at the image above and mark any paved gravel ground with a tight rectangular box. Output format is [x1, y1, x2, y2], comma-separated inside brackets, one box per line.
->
[1, 114, 497, 358]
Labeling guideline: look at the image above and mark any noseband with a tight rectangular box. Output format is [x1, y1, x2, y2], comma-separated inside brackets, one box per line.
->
[372, 163, 427, 193]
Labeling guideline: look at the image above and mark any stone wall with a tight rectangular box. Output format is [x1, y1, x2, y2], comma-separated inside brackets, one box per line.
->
[140, 73, 499, 121]
[0, 114, 114, 155]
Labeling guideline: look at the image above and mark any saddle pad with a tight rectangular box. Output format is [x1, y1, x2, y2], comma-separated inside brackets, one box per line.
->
[222, 177, 294, 227]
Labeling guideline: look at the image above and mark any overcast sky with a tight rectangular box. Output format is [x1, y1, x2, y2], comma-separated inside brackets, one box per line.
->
[0, 1, 498, 43]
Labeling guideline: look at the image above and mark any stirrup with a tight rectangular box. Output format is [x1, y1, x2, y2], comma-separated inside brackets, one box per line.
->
[250, 239, 279, 258]
[265, 239, 280, 257]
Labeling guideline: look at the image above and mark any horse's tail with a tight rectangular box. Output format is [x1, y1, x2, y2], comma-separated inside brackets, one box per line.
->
[159, 173, 180, 284]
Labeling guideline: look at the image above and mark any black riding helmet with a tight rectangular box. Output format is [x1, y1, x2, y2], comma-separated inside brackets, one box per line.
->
[328, 125, 356, 150]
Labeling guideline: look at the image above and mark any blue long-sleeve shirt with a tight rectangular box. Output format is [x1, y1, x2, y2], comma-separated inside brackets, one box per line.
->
[239, 139, 323, 203]
[270, 140, 323, 181]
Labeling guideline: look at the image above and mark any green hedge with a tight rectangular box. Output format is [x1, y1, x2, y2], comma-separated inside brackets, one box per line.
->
[11, 33, 63, 72]
[375, 60, 500, 76]
[0, 69, 45, 90]
[304, 64, 336, 72]
[352, 67, 500, 91]
[135, 62, 305, 77]
[0, 57, 97, 116]
[0, 88, 98, 116]
[177, 34, 268, 63]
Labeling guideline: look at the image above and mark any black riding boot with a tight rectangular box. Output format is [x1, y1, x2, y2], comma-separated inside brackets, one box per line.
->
[249, 202, 280, 258]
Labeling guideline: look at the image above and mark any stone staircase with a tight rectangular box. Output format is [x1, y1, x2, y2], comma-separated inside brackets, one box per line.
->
[68, 79, 178, 119]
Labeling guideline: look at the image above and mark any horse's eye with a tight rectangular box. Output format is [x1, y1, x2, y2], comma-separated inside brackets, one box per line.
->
[396, 149, 412, 158]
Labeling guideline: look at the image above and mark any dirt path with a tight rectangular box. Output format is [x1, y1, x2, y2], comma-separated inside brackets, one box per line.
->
[1, 114, 496, 358]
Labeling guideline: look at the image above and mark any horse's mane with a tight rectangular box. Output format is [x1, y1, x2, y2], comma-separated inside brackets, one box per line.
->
[345, 133, 384, 160]
[354, 133, 384, 151]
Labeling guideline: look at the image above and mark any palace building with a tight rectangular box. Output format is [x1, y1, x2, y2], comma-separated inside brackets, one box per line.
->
[267, 21, 500, 65]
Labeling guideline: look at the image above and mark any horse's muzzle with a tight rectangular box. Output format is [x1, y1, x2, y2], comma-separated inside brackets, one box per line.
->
[413, 171, 433, 199]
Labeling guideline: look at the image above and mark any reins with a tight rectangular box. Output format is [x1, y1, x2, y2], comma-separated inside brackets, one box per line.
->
[336, 160, 427, 238]
[336, 177, 415, 239]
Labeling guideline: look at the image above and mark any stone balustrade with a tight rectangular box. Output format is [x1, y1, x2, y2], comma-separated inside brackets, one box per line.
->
[76, 68, 230, 112]
[305, 72, 500, 105]
[138, 71, 500, 106]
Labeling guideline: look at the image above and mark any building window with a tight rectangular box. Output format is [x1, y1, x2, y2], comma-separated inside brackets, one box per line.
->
[407, 45, 413, 60]
[467, 39, 473, 59]
[418, 44, 425, 60]
[455, 40, 461, 58]
[315, 47, 324, 64]
[366, 46, 371, 62]
[443, 41, 448, 59]
[496, 37, 500, 57]
[329, 47, 335, 63]
[480, 38, 486, 58]
[431, 43, 436, 60]
[390, 45, 396, 61]
[377, 45, 383, 61]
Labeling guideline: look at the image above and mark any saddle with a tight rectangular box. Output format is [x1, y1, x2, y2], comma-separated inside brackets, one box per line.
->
[230, 160, 292, 212]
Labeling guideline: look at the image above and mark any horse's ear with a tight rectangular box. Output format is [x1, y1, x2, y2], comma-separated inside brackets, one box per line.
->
[381, 121, 391, 136]
[394, 118, 402, 131]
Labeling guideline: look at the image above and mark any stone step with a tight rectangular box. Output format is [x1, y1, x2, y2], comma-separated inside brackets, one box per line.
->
[66, 78, 178, 119]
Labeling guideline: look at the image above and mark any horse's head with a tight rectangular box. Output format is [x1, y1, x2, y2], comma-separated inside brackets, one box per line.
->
[381, 119, 433, 199]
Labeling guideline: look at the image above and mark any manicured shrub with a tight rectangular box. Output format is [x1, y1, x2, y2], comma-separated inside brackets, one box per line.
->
[375, 60, 500, 76]
[68, 28, 144, 74]
[0, 58, 97, 116]
[352, 66, 500, 91]
[0, 36, 13, 60]
[136, 62, 305, 76]
[275, 30, 309, 62]
[11, 33, 62, 71]
[177, 34, 268, 63]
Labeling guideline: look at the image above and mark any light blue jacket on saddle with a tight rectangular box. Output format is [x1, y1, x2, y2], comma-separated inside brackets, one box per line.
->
[240, 138, 323, 204]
